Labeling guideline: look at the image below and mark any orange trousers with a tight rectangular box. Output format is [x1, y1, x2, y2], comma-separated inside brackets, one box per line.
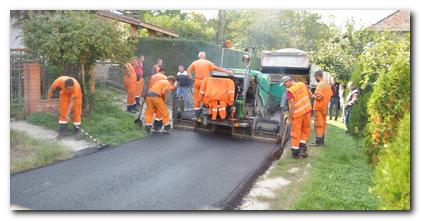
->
[193, 79, 204, 110]
[145, 96, 170, 126]
[124, 78, 136, 105]
[208, 100, 228, 120]
[290, 112, 311, 149]
[314, 108, 327, 137]
[58, 92, 82, 125]
[135, 78, 144, 98]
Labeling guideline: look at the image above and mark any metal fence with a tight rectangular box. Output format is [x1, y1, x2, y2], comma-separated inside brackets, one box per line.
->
[10, 49, 31, 103]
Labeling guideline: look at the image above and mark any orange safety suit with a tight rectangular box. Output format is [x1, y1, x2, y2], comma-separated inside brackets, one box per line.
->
[199, 77, 235, 120]
[123, 63, 137, 106]
[145, 80, 173, 127]
[313, 79, 333, 137]
[287, 82, 312, 149]
[50, 76, 83, 126]
[187, 59, 217, 110]
[148, 72, 167, 121]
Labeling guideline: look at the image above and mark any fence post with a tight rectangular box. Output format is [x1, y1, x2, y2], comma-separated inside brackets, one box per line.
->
[24, 62, 41, 116]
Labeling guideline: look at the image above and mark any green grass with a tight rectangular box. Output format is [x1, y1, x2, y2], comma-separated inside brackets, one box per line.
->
[10, 130, 72, 174]
[291, 120, 379, 210]
[26, 87, 146, 145]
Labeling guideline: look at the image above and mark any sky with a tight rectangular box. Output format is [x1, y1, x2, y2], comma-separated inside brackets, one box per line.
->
[183, 10, 397, 31]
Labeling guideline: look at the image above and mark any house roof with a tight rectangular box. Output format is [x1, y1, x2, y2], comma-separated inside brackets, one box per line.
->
[370, 10, 410, 32]
[97, 11, 179, 38]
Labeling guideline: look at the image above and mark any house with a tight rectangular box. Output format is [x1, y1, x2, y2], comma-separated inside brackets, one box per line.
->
[369, 10, 410, 33]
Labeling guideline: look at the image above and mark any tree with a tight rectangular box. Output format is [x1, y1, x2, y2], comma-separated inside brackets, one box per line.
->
[135, 10, 217, 42]
[310, 22, 376, 81]
[224, 10, 333, 58]
[22, 11, 135, 112]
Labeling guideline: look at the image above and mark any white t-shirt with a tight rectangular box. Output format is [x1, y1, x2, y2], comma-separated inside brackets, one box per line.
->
[177, 71, 188, 76]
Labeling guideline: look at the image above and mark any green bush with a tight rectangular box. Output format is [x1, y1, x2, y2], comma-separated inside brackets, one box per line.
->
[135, 37, 253, 76]
[371, 113, 410, 210]
[348, 33, 409, 136]
[366, 46, 410, 163]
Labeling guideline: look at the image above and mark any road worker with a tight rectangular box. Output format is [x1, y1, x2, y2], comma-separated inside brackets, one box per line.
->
[124, 59, 138, 112]
[47, 76, 83, 139]
[148, 68, 168, 131]
[144, 76, 176, 134]
[199, 77, 235, 120]
[133, 55, 145, 106]
[311, 71, 333, 146]
[151, 58, 163, 76]
[187, 51, 234, 120]
[282, 76, 312, 159]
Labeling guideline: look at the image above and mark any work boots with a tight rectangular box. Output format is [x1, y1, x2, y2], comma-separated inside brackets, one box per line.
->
[127, 105, 134, 113]
[135, 97, 140, 106]
[321, 135, 325, 145]
[291, 148, 301, 159]
[299, 142, 308, 158]
[153, 120, 163, 132]
[310, 137, 323, 147]
[145, 125, 152, 134]
[163, 125, 172, 134]
[57, 124, 69, 139]
[73, 125, 82, 140]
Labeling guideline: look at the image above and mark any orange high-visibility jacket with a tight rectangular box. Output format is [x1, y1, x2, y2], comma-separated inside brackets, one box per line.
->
[148, 72, 167, 88]
[148, 79, 172, 97]
[199, 77, 235, 105]
[51, 76, 82, 98]
[187, 59, 217, 80]
[313, 79, 333, 110]
[288, 82, 312, 119]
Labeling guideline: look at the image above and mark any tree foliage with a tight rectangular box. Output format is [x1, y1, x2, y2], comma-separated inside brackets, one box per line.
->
[348, 33, 409, 137]
[138, 10, 217, 42]
[22, 11, 135, 112]
[365, 35, 410, 161]
[311, 22, 376, 81]
[371, 113, 410, 210]
[225, 10, 333, 54]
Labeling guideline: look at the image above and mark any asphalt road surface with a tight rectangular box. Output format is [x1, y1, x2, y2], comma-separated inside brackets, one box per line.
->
[11, 130, 278, 210]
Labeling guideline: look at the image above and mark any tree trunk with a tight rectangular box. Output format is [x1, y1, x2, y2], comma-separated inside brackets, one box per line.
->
[80, 61, 91, 113]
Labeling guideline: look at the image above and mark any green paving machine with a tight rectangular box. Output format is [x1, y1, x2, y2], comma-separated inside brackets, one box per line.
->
[172, 53, 286, 144]
[173, 48, 316, 145]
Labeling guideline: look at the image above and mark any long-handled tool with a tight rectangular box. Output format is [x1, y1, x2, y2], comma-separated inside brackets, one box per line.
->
[56, 111, 108, 149]
[73, 124, 108, 149]
[134, 77, 150, 127]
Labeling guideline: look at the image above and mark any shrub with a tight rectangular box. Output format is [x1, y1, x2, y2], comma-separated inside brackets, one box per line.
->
[366, 45, 410, 163]
[371, 113, 410, 210]
[135, 38, 251, 76]
[348, 33, 408, 136]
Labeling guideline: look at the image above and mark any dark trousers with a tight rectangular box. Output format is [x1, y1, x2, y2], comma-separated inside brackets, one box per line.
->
[344, 106, 352, 129]
[329, 97, 340, 120]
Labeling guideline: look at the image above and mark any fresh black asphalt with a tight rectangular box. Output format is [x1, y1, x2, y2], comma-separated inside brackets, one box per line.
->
[10, 130, 278, 210]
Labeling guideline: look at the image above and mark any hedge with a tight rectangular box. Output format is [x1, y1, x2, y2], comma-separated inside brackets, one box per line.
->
[371, 113, 410, 210]
[135, 37, 257, 77]
[366, 49, 410, 163]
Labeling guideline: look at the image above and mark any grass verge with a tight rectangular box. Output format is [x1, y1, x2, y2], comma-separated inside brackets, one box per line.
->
[10, 129, 72, 174]
[26, 87, 146, 145]
[291, 120, 379, 210]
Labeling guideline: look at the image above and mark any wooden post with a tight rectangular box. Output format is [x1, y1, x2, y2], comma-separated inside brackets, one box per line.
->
[131, 24, 138, 39]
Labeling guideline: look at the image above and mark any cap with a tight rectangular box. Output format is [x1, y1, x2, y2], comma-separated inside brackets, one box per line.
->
[280, 76, 293, 85]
